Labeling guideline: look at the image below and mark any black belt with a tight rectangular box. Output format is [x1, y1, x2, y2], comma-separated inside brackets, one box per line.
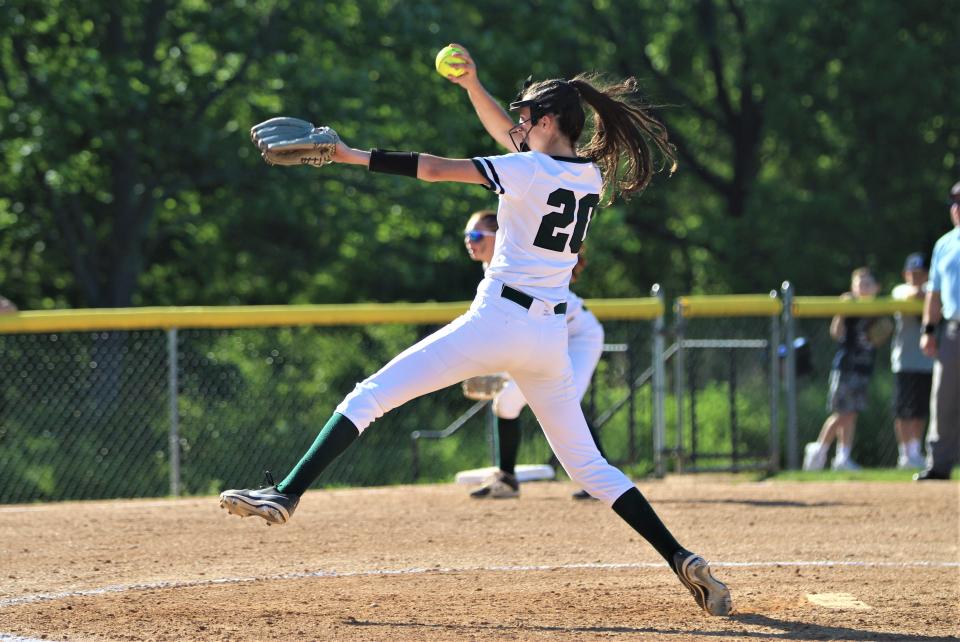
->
[501, 284, 567, 315]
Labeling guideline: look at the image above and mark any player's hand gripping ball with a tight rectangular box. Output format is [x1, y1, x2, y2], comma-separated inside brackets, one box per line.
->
[435, 45, 466, 78]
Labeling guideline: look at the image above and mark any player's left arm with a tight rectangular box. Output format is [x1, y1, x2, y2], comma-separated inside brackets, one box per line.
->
[418, 155, 490, 184]
[333, 146, 487, 185]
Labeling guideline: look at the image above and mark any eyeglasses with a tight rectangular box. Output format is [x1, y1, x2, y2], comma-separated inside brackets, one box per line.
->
[464, 229, 496, 242]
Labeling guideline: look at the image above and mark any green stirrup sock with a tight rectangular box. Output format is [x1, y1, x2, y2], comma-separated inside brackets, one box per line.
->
[612, 486, 684, 571]
[496, 416, 521, 476]
[276, 413, 360, 496]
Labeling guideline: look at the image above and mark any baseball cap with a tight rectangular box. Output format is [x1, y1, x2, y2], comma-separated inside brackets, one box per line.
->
[903, 252, 926, 271]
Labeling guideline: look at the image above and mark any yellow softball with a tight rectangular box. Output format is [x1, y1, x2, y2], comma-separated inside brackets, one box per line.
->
[435, 45, 466, 78]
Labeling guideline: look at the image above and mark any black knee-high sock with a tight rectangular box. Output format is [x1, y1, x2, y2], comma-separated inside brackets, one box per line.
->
[612, 487, 686, 571]
[496, 416, 521, 476]
[276, 413, 360, 496]
[585, 416, 608, 460]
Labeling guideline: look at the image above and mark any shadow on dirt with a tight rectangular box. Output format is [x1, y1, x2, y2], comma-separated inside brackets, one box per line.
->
[730, 613, 959, 641]
[344, 614, 958, 641]
[655, 498, 856, 508]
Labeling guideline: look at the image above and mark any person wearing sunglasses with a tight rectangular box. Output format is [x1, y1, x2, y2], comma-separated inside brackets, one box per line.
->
[462, 209, 608, 500]
[221, 43, 730, 616]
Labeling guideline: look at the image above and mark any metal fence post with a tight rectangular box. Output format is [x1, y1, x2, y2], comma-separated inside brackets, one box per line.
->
[728, 347, 738, 471]
[486, 402, 497, 466]
[410, 434, 421, 482]
[781, 281, 798, 470]
[652, 284, 666, 478]
[673, 301, 686, 473]
[167, 327, 181, 497]
[768, 290, 781, 472]
[626, 339, 637, 462]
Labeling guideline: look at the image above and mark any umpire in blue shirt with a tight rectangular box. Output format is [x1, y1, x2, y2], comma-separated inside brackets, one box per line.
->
[917, 181, 960, 480]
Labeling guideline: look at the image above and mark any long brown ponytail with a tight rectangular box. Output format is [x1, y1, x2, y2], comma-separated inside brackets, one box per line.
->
[517, 74, 676, 203]
[569, 74, 676, 202]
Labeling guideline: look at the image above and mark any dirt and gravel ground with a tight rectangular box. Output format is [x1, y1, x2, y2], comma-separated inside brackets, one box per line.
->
[0, 477, 957, 641]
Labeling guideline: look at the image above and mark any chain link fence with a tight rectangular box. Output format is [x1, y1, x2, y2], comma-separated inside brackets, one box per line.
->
[2, 330, 171, 502]
[668, 312, 779, 473]
[0, 305, 660, 504]
[655, 290, 923, 474]
[1, 293, 924, 504]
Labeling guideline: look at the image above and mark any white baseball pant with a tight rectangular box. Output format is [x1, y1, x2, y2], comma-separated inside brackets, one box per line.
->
[494, 312, 604, 419]
[336, 278, 636, 505]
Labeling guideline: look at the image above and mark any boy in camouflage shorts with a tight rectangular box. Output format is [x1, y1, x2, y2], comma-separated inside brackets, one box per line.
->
[804, 267, 882, 471]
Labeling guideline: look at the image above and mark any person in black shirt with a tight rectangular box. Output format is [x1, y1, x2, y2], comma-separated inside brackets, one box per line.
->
[804, 267, 882, 471]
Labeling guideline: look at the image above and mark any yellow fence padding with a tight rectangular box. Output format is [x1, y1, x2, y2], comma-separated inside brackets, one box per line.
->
[792, 297, 923, 318]
[582, 297, 663, 320]
[0, 294, 924, 334]
[677, 295, 782, 318]
[676, 295, 924, 319]
[0, 297, 664, 334]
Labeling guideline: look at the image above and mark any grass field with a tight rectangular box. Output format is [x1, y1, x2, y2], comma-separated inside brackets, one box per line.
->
[769, 468, 960, 482]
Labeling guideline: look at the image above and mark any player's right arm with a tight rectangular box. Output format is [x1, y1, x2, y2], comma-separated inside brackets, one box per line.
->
[441, 44, 516, 152]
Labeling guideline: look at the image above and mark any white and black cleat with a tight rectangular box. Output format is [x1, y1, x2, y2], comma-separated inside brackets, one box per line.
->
[219, 473, 300, 526]
[469, 471, 519, 499]
[674, 551, 732, 616]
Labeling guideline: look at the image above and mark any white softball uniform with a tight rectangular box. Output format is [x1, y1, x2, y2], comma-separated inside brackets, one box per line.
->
[494, 291, 604, 420]
[336, 151, 635, 505]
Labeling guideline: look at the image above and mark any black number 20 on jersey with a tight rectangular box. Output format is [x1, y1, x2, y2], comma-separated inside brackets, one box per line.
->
[532, 188, 600, 253]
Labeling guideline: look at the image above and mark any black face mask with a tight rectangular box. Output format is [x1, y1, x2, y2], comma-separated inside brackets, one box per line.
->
[509, 77, 581, 152]
[508, 122, 532, 153]
[508, 75, 538, 152]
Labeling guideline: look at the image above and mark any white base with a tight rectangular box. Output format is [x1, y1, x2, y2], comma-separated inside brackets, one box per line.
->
[454, 464, 555, 485]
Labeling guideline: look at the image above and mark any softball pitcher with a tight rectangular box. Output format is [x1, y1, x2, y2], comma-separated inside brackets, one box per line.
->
[220, 44, 732, 616]
[463, 209, 608, 500]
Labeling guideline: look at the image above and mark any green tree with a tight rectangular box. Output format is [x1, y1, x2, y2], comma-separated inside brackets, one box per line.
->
[1, 0, 957, 307]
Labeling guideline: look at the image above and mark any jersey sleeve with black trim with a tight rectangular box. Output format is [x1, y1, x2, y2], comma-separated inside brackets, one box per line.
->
[471, 152, 538, 197]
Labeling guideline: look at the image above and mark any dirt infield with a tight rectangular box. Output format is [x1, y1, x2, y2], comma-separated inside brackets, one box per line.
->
[0, 477, 957, 641]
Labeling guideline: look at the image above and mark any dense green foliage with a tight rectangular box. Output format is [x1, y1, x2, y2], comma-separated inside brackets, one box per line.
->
[0, 1, 955, 500]
[1, 0, 957, 310]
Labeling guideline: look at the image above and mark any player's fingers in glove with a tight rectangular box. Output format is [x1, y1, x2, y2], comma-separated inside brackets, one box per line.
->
[264, 132, 339, 153]
[251, 117, 314, 138]
[254, 127, 314, 150]
[261, 139, 317, 153]
[262, 141, 321, 155]
[254, 124, 312, 140]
